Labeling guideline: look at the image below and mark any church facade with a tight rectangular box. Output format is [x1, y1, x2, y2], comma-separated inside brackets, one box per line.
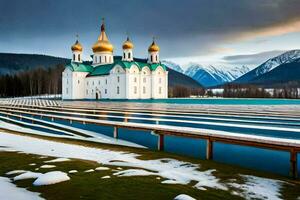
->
[62, 21, 168, 100]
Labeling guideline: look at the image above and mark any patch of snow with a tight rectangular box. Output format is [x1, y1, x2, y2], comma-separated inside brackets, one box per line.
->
[6, 170, 27, 175]
[101, 176, 111, 179]
[113, 169, 156, 177]
[84, 169, 95, 173]
[33, 171, 70, 186]
[229, 175, 284, 200]
[45, 158, 70, 163]
[29, 163, 36, 166]
[40, 165, 56, 169]
[161, 180, 182, 184]
[117, 167, 123, 170]
[14, 171, 42, 181]
[0, 176, 43, 200]
[173, 194, 196, 200]
[68, 170, 78, 174]
[95, 167, 110, 171]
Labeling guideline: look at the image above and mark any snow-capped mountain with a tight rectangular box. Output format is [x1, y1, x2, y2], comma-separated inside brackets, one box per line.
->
[161, 60, 184, 73]
[184, 64, 250, 87]
[235, 50, 300, 83]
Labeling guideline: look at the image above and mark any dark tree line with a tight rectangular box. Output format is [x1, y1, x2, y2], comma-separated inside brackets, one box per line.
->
[0, 65, 64, 98]
[169, 86, 205, 97]
[207, 83, 299, 99]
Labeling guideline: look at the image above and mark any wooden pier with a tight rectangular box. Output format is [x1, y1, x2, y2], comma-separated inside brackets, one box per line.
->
[0, 103, 299, 178]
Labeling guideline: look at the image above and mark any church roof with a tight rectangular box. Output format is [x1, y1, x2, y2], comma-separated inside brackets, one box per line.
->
[66, 62, 94, 73]
[68, 59, 167, 77]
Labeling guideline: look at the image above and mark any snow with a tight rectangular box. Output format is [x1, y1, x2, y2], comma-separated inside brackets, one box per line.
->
[40, 165, 56, 169]
[0, 132, 288, 199]
[84, 169, 95, 173]
[6, 170, 27, 175]
[0, 132, 226, 190]
[95, 166, 110, 171]
[101, 175, 110, 179]
[113, 169, 156, 177]
[29, 163, 37, 166]
[68, 170, 78, 174]
[229, 175, 284, 200]
[173, 194, 196, 200]
[14, 171, 42, 181]
[45, 158, 71, 163]
[0, 176, 44, 200]
[33, 171, 70, 186]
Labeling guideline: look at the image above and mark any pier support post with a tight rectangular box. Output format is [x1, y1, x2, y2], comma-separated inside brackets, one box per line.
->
[113, 126, 118, 139]
[290, 149, 298, 179]
[206, 138, 213, 160]
[158, 134, 164, 151]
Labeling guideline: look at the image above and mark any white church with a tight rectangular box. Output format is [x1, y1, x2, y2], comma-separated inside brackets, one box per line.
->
[62, 20, 168, 100]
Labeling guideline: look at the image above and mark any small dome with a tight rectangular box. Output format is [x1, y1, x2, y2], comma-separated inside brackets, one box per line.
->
[71, 40, 83, 52]
[122, 37, 134, 50]
[148, 40, 159, 52]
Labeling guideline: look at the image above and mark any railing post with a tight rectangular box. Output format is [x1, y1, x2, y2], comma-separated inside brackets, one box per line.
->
[206, 138, 213, 160]
[290, 149, 298, 179]
[113, 126, 118, 139]
[158, 134, 164, 151]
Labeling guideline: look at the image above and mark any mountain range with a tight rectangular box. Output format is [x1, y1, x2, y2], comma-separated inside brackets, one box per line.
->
[163, 50, 300, 88]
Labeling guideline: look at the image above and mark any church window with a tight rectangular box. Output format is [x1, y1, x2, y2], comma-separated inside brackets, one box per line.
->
[78, 54, 81, 61]
[86, 90, 88, 95]
[105, 79, 107, 84]
[123, 52, 125, 59]
[117, 86, 120, 94]
[105, 56, 107, 63]
[143, 77, 146, 83]
[93, 81, 94, 85]
[143, 86, 146, 94]
[95, 56, 97, 63]
[67, 79, 68, 84]
[98, 80, 100, 85]
[134, 86, 137, 94]
[134, 77, 137, 83]
[117, 76, 120, 82]
[105, 89, 107, 94]
[99, 56, 101, 63]
[159, 87, 162, 94]
[78, 80, 80, 84]
[159, 78, 162, 84]
[73, 54, 75, 61]
[87, 81, 89, 86]
[151, 55, 153, 62]
[156, 55, 158, 61]
[128, 52, 131, 59]
[66, 88, 68, 94]
[92, 89, 94, 94]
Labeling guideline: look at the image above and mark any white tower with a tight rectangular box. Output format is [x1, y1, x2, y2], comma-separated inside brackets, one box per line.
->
[92, 19, 114, 66]
[71, 36, 83, 63]
[122, 37, 134, 62]
[148, 38, 160, 64]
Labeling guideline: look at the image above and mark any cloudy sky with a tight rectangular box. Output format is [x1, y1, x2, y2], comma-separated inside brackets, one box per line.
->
[1, 0, 300, 69]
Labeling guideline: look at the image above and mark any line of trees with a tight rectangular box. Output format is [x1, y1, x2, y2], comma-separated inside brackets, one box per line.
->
[0, 65, 64, 98]
[169, 86, 205, 97]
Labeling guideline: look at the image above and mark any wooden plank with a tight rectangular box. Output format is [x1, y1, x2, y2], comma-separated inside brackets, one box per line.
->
[290, 149, 298, 179]
[158, 134, 164, 151]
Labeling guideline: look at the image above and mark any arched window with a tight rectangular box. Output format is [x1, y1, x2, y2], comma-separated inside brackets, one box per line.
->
[105, 56, 107, 63]
[117, 76, 120, 82]
[123, 52, 125, 59]
[128, 52, 131, 59]
[117, 86, 120, 94]
[95, 56, 97, 63]
[73, 54, 75, 61]
[143, 86, 146, 94]
[151, 55, 153, 62]
[156, 55, 158, 62]
[99, 56, 101, 63]
[78, 54, 81, 61]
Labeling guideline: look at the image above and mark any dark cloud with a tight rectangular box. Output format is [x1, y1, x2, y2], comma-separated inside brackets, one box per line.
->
[0, 0, 299, 58]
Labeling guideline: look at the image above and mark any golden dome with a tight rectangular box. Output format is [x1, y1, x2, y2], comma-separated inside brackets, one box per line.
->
[122, 37, 134, 50]
[148, 40, 160, 52]
[92, 22, 114, 53]
[71, 40, 83, 52]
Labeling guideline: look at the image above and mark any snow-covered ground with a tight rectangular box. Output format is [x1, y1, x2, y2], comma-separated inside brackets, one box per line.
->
[0, 176, 44, 200]
[0, 131, 288, 199]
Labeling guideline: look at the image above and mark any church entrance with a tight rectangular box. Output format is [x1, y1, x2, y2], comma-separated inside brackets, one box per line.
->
[96, 93, 99, 100]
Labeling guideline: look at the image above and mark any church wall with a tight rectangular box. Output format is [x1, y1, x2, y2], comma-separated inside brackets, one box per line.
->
[151, 66, 168, 99]
[140, 67, 151, 99]
[127, 65, 141, 99]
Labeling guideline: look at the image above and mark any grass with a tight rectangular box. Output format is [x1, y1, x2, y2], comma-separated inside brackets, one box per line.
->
[1, 130, 300, 199]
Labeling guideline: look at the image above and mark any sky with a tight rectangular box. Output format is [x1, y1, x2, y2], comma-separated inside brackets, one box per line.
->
[1, 0, 300, 70]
